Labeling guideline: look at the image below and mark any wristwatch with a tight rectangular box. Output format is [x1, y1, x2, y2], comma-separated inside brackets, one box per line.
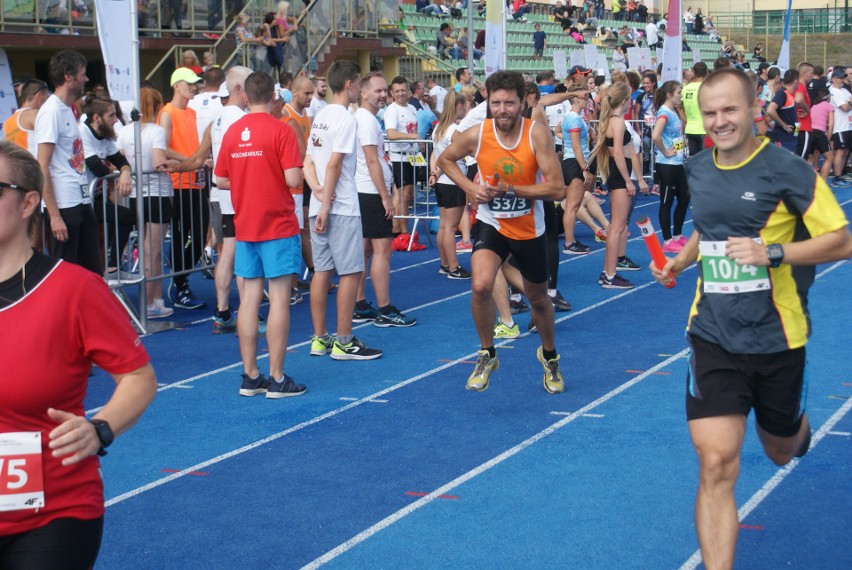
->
[89, 419, 114, 457]
[766, 243, 784, 268]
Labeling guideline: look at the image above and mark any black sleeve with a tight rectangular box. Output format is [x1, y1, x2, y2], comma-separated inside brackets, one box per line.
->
[85, 155, 113, 178]
[106, 151, 130, 171]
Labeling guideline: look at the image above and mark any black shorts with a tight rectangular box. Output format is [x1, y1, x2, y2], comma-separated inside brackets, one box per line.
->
[686, 133, 705, 156]
[0, 516, 103, 569]
[435, 182, 467, 208]
[391, 160, 416, 188]
[130, 196, 173, 224]
[561, 157, 585, 183]
[812, 130, 831, 155]
[832, 131, 852, 151]
[222, 214, 235, 239]
[473, 221, 549, 284]
[605, 157, 632, 190]
[303, 180, 312, 204]
[358, 193, 393, 239]
[795, 130, 814, 158]
[685, 334, 807, 437]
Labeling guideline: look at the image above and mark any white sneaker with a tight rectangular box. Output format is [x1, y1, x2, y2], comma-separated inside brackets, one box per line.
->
[106, 269, 144, 285]
[147, 299, 174, 319]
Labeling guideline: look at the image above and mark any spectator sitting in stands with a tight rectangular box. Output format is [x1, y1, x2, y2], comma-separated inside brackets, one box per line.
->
[735, 52, 750, 70]
[753, 42, 766, 63]
[569, 26, 587, 44]
[436, 22, 462, 59]
[458, 26, 482, 60]
[612, 45, 628, 71]
[722, 40, 735, 59]
[509, 0, 531, 22]
[617, 25, 636, 48]
[598, 26, 617, 43]
[475, 28, 486, 51]
[553, 1, 572, 30]
[418, 0, 444, 17]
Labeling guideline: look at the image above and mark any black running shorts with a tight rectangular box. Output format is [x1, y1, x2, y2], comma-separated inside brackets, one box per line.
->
[473, 221, 549, 284]
[562, 157, 585, 183]
[812, 130, 831, 155]
[222, 214, 235, 239]
[685, 334, 807, 437]
[358, 193, 393, 239]
[435, 183, 467, 209]
[832, 131, 852, 151]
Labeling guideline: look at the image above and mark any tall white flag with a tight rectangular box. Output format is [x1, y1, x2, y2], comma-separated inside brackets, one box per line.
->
[95, 0, 135, 101]
[660, 0, 682, 83]
[777, 0, 792, 71]
[484, 0, 506, 77]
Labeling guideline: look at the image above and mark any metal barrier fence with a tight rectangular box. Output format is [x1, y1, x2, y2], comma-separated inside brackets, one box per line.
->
[80, 166, 214, 334]
[386, 137, 438, 250]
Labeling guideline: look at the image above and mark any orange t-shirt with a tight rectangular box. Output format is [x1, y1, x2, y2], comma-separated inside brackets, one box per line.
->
[160, 102, 200, 189]
[475, 118, 544, 240]
[282, 103, 310, 195]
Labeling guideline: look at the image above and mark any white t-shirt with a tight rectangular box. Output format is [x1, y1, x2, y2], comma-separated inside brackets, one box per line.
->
[80, 123, 119, 186]
[307, 103, 359, 217]
[354, 108, 393, 196]
[429, 85, 448, 113]
[188, 91, 224, 142]
[830, 86, 852, 133]
[432, 123, 466, 185]
[307, 96, 327, 118]
[211, 105, 247, 213]
[36, 94, 88, 208]
[545, 102, 568, 145]
[646, 22, 659, 45]
[457, 100, 488, 133]
[116, 123, 173, 198]
[383, 102, 420, 160]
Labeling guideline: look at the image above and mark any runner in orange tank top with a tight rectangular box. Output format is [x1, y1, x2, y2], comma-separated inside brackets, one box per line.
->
[438, 71, 568, 395]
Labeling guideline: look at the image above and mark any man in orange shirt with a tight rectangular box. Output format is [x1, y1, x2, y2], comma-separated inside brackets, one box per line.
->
[159, 67, 207, 309]
[5, 79, 50, 155]
[438, 71, 567, 394]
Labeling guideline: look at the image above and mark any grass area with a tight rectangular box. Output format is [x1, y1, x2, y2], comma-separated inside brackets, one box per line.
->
[719, 29, 852, 69]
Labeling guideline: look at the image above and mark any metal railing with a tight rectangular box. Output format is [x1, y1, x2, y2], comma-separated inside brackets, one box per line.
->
[385, 138, 438, 249]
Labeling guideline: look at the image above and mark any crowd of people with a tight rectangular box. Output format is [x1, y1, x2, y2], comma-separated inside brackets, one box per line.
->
[3, 22, 852, 564]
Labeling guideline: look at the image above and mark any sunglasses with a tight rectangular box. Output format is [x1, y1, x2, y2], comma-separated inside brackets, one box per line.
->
[0, 181, 37, 197]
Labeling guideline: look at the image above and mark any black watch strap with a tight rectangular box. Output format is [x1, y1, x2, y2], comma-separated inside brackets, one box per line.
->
[89, 419, 114, 457]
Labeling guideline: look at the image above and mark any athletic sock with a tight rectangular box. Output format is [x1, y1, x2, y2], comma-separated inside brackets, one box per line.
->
[500, 319, 515, 327]
[542, 348, 557, 361]
[336, 334, 353, 346]
[355, 299, 369, 310]
[617, 256, 627, 263]
[483, 346, 496, 358]
[606, 272, 616, 280]
[379, 304, 393, 315]
[216, 309, 231, 321]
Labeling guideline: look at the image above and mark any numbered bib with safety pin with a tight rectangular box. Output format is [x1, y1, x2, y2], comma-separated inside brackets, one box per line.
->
[0, 432, 45, 512]
[699, 240, 770, 294]
[672, 137, 685, 158]
[80, 183, 91, 204]
[488, 194, 531, 219]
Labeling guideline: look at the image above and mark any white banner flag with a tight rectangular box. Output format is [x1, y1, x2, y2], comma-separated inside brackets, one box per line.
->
[570, 49, 586, 69]
[660, 0, 683, 83]
[0, 49, 18, 124]
[95, 0, 135, 101]
[583, 44, 598, 67]
[553, 51, 568, 82]
[484, 0, 506, 77]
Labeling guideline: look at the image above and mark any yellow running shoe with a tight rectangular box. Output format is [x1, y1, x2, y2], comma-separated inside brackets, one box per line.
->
[493, 321, 520, 339]
[537, 346, 565, 394]
[467, 350, 499, 392]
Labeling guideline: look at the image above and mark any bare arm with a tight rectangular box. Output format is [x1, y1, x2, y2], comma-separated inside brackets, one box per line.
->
[726, 226, 852, 267]
[570, 130, 587, 170]
[437, 125, 482, 200]
[652, 114, 671, 156]
[363, 145, 395, 218]
[175, 123, 213, 171]
[37, 142, 67, 242]
[766, 101, 792, 132]
[284, 167, 303, 189]
[386, 128, 419, 141]
[47, 362, 157, 466]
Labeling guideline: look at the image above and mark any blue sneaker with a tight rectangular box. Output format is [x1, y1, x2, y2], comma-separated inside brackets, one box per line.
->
[239, 373, 270, 397]
[374, 306, 416, 327]
[266, 374, 307, 399]
[353, 301, 381, 323]
[830, 176, 852, 188]
[212, 313, 237, 334]
[171, 283, 206, 310]
[257, 316, 266, 336]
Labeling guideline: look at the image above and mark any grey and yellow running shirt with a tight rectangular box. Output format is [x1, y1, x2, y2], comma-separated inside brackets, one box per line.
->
[685, 139, 848, 354]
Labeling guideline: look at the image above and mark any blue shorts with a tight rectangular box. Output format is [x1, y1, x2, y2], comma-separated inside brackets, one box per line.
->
[235, 235, 301, 279]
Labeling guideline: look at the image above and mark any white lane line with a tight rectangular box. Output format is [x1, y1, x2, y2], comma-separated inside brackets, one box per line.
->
[103, 272, 680, 506]
[678, 395, 852, 570]
[583, 413, 605, 418]
[827, 431, 850, 436]
[300, 350, 690, 570]
[549, 412, 571, 416]
[368, 399, 389, 404]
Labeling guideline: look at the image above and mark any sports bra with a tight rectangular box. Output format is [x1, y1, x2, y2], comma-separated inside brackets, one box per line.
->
[605, 129, 632, 147]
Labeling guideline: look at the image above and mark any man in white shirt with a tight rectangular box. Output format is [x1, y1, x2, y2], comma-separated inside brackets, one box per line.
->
[645, 18, 660, 49]
[425, 75, 448, 113]
[307, 76, 328, 117]
[352, 72, 416, 328]
[384, 76, 422, 235]
[36, 49, 101, 274]
[187, 67, 225, 141]
[304, 60, 383, 361]
[829, 67, 852, 184]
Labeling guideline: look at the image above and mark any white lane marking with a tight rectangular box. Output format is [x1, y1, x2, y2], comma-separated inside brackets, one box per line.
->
[103, 272, 683, 506]
[678, 395, 852, 570]
[368, 399, 389, 404]
[300, 351, 690, 569]
[583, 413, 605, 418]
[827, 431, 850, 437]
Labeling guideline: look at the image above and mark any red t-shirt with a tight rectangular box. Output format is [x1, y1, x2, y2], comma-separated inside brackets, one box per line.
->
[794, 82, 812, 131]
[0, 260, 149, 535]
[214, 113, 303, 242]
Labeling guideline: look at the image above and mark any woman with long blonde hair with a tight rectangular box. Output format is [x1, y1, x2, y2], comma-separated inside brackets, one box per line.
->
[588, 81, 637, 289]
[429, 89, 471, 280]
